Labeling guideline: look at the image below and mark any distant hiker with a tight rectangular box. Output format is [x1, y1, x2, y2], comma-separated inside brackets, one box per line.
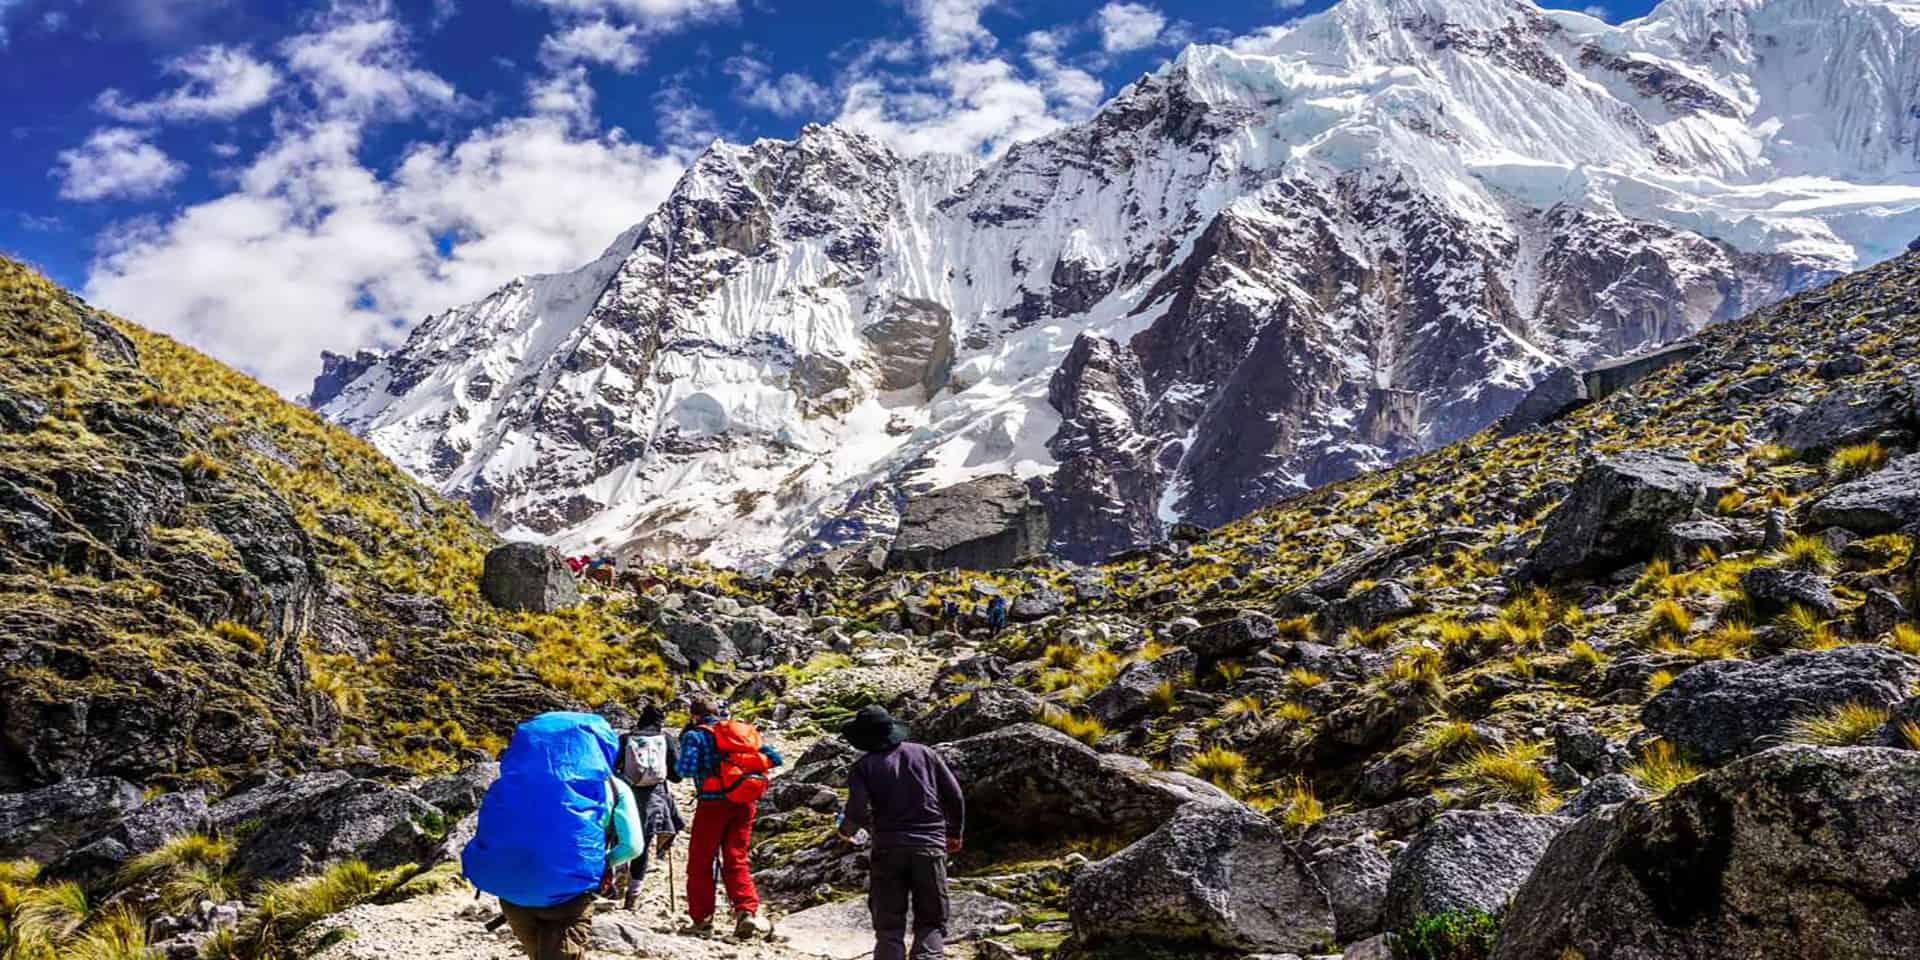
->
[940, 597, 960, 633]
[837, 706, 966, 960]
[678, 696, 783, 938]
[465, 712, 644, 960]
[985, 594, 1008, 635]
[616, 703, 687, 910]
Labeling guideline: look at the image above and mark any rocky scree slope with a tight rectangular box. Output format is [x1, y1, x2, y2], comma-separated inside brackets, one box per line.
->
[0, 256, 672, 795]
[314, 0, 1920, 566]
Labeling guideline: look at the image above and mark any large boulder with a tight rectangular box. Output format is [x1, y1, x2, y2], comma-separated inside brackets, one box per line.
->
[212, 772, 446, 881]
[1383, 811, 1563, 930]
[1500, 365, 1588, 436]
[1068, 801, 1335, 954]
[0, 776, 144, 863]
[1084, 648, 1196, 728]
[1492, 746, 1920, 960]
[1313, 841, 1393, 942]
[414, 762, 499, 818]
[47, 789, 213, 885]
[1641, 645, 1920, 765]
[885, 476, 1049, 572]
[479, 542, 580, 613]
[1524, 450, 1735, 582]
[1183, 612, 1277, 664]
[1772, 383, 1911, 456]
[1807, 452, 1920, 535]
[916, 686, 1044, 744]
[937, 724, 1231, 845]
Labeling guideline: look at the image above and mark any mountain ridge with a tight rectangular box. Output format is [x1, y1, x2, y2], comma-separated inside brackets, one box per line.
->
[314, 0, 1920, 566]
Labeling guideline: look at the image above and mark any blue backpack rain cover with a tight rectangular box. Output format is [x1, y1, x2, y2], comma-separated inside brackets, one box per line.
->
[463, 711, 620, 907]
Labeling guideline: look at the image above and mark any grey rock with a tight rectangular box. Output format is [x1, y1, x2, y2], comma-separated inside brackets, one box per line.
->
[1860, 588, 1910, 639]
[1312, 841, 1392, 942]
[1384, 810, 1563, 930]
[415, 762, 499, 819]
[1084, 648, 1196, 728]
[1738, 565, 1838, 619]
[1320, 580, 1419, 635]
[886, 475, 1049, 572]
[1559, 773, 1647, 821]
[479, 542, 580, 613]
[662, 614, 738, 666]
[1068, 801, 1335, 954]
[1807, 452, 1920, 535]
[0, 776, 143, 863]
[1493, 746, 1920, 960]
[917, 686, 1043, 744]
[1773, 383, 1910, 456]
[46, 789, 212, 884]
[1303, 796, 1441, 850]
[1010, 587, 1064, 622]
[1580, 342, 1699, 401]
[1500, 365, 1588, 436]
[938, 724, 1231, 845]
[862, 296, 955, 397]
[1184, 613, 1277, 664]
[212, 773, 445, 881]
[1641, 645, 1920, 765]
[1664, 519, 1737, 560]
[1525, 450, 1736, 582]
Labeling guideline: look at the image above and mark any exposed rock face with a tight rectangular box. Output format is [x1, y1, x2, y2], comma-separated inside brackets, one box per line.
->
[885, 476, 1048, 572]
[915, 686, 1043, 744]
[47, 790, 213, 885]
[212, 772, 447, 881]
[1579, 342, 1699, 399]
[1640, 645, 1920, 765]
[1500, 365, 1587, 436]
[1493, 746, 1920, 960]
[479, 542, 579, 613]
[0, 776, 143, 863]
[936, 724, 1231, 845]
[1068, 801, 1335, 954]
[308, 350, 381, 408]
[1524, 450, 1735, 581]
[1044, 334, 1164, 561]
[1384, 810, 1564, 930]
[1808, 453, 1920, 534]
[862, 296, 956, 396]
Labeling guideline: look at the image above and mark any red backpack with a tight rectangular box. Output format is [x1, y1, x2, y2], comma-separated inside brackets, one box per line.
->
[698, 719, 772, 804]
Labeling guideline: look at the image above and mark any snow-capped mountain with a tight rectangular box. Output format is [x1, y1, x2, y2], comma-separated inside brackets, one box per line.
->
[315, 0, 1920, 566]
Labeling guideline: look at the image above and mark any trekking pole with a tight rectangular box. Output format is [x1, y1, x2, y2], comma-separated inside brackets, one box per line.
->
[668, 844, 677, 916]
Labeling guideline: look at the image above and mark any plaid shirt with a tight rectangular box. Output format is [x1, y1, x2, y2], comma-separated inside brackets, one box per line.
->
[676, 725, 784, 801]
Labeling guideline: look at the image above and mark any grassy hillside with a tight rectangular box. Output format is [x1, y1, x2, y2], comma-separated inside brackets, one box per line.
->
[0, 257, 669, 790]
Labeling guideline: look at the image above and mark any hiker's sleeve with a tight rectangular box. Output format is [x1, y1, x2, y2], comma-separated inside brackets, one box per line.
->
[934, 752, 966, 840]
[675, 730, 705, 780]
[840, 763, 871, 835]
[761, 742, 784, 768]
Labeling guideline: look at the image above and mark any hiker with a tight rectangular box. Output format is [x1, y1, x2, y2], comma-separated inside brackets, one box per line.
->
[940, 597, 960, 633]
[615, 703, 687, 910]
[836, 706, 966, 960]
[677, 696, 782, 938]
[465, 712, 644, 960]
[985, 594, 1008, 635]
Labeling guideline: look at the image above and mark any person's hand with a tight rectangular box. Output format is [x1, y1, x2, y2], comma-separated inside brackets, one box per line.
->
[946, 837, 964, 855]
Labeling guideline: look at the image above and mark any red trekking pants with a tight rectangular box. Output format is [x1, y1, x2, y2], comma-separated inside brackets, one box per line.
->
[686, 798, 760, 921]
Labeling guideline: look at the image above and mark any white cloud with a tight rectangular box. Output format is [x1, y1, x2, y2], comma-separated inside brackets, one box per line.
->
[1024, 30, 1102, 116]
[280, 9, 457, 121]
[723, 55, 832, 116]
[911, 0, 994, 56]
[539, 19, 646, 71]
[1274, 0, 1309, 9]
[96, 45, 279, 124]
[527, 0, 736, 31]
[1097, 2, 1165, 54]
[528, 66, 598, 127]
[53, 128, 187, 202]
[838, 55, 1063, 158]
[655, 83, 721, 152]
[1583, 5, 1610, 20]
[84, 116, 683, 394]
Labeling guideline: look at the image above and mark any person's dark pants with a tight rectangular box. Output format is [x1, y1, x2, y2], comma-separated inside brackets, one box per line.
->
[869, 847, 950, 960]
[501, 891, 594, 960]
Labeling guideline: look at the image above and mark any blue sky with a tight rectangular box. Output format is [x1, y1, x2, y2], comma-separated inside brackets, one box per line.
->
[0, 0, 1661, 393]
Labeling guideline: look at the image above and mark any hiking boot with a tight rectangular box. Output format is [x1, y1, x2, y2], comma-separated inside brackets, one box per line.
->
[621, 891, 636, 911]
[685, 917, 714, 938]
[734, 909, 770, 939]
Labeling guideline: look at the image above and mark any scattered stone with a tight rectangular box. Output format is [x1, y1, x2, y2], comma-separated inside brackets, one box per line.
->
[1493, 746, 1920, 960]
[1559, 773, 1647, 821]
[1773, 383, 1910, 455]
[1068, 801, 1336, 954]
[1084, 648, 1197, 728]
[1184, 612, 1277, 664]
[1739, 566, 1838, 619]
[1641, 645, 1920, 765]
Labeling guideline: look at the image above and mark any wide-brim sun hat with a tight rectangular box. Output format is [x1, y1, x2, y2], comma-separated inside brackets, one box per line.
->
[841, 705, 910, 751]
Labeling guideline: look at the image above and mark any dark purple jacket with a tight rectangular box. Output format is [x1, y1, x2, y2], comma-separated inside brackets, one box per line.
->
[839, 742, 966, 850]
